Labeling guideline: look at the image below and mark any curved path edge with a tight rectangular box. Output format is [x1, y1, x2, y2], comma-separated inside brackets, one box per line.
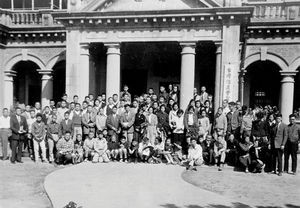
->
[44, 163, 236, 208]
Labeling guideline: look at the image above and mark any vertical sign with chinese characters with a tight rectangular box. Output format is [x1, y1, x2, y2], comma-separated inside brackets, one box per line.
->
[223, 64, 238, 101]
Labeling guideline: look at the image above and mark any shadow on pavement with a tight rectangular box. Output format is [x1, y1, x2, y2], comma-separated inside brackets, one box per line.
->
[161, 203, 300, 208]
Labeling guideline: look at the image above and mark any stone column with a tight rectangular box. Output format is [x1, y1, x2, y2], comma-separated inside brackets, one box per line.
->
[214, 42, 222, 113]
[180, 42, 196, 110]
[3, 70, 16, 109]
[79, 44, 90, 102]
[39, 70, 53, 108]
[280, 71, 297, 124]
[105, 43, 121, 100]
[239, 68, 247, 105]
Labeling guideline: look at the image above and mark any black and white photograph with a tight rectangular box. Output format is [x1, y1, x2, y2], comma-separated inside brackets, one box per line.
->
[0, 0, 299, 208]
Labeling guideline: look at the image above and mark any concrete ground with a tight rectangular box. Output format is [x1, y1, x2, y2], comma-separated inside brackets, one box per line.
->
[182, 164, 300, 208]
[0, 157, 60, 208]
[45, 162, 237, 208]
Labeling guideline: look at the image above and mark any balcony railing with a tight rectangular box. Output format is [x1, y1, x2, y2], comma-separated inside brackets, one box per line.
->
[243, 1, 300, 22]
[0, 9, 65, 27]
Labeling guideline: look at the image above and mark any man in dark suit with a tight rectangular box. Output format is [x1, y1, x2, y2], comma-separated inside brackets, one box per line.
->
[284, 114, 300, 175]
[59, 112, 73, 137]
[82, 105, 96, 138]
[106, 106, 121, 140]
[10, 107, 28, 163]
[271, 113, 287, 176]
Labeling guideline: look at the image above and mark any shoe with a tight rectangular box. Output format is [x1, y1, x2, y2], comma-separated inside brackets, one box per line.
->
[218, 167, 222, 171]
[41, 160, 46, 163]
[291, 172, 297, 175]
[120, 159, 123, 162]
[192, 167, 197, 171]
[11, 161, 16, 164]
[84, 159, 88, 162]
[17, 160, 23, 163]
[124, 159, 128, 163]
[278, 172, 282, 176]
[283, 171, 288, 174]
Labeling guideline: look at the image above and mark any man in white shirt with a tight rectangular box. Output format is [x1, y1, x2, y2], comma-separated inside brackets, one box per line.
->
[0, 108, 11, 160]
[26, 110, 36, 159]
[185, 137, 204, 171]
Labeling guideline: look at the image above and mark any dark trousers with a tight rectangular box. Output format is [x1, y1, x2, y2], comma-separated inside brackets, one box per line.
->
[56, 152, 72, 165]
[272, 148, 283, 173]
[10, 139, 23, 162]
[284, 141, 298, 173]
[0, 129, 10, 159]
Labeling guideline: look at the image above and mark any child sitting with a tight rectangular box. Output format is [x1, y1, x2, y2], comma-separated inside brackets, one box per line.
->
[138, 137, 152, 162]
[164, 138, 176, 165]
[128, 140, 139, 163]
[106, 134, 119, 161]
[92, 131, 109, 163]
[83, 131, 95, 162]
[119, 136, 129, 162]
[72, 134, 84, 164]
[172, 140, 183, 164]
[214, 135, 227, 171]
[149, 137, 164, 163]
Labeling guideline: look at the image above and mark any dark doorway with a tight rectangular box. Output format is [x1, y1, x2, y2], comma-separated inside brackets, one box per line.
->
[13, 61, 41, 106]
[121, 42, 181, 97]
[244, 61, 281, 108]
[195, 41, 216, 96]
[53, 60, 66, 103]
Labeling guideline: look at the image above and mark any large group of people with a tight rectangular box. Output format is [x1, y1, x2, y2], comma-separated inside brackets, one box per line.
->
[0, 84, 299, 176]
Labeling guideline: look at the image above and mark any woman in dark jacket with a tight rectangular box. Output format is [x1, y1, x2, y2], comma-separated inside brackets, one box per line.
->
[156, 105, 170, 136]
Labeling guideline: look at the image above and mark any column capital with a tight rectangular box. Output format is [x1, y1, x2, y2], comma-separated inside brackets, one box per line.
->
[180, 42, 196, 55]
[4, 70, 16, 82]
[215, 41, 222, 54]
[280, 70, 297, 83]
[80, 43, 90, 56]
[105, 43, 121, 55]
[38, 69, 53, 80]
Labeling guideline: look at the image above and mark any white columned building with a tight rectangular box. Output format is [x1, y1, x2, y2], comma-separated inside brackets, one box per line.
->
[39, 69, 53, 108]
[280, 71, 297, 123]
[180, 42, 196, 110]
[105, 43, 121, 100]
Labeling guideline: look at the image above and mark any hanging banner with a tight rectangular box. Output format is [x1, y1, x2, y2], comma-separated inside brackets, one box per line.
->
[223, 64, 238, 102]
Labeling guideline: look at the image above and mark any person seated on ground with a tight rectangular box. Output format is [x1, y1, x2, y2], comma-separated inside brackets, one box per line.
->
[225, 134, 239, 166]
[92, 131, 109, 163]
[138, 137, 152, 162]
[128, 140, 139, 163]
[173, 140, 183, 164]
[83, 131, 95, 162]
[184, 137, 204, 171]
[149, 136, 164, 164]
[249, 140, 265, 173]
[164, 138, 176, 165]
[56, 131, 74, 165]
[214, 135, 227, 171]
[119, 136, 129, 162]
[72, 134, 84, 164]
[239, 136, 253, 173]
[202, 135, 215, 166]
[106, 134, 119, 161]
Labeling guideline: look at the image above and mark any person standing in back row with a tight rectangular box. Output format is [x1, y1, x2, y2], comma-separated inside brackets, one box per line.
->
[269, 114, 287, 176]
[284, 114, 300, 175]
[10, 107, 28, 163]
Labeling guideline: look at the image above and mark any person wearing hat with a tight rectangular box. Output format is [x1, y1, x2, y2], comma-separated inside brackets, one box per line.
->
[31, 113, 47, 162]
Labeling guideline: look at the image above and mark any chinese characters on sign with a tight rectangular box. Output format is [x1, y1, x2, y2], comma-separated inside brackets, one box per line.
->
[223, 64, 236, 101]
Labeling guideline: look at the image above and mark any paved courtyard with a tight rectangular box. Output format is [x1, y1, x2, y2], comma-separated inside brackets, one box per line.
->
[1, 159, 300, 208]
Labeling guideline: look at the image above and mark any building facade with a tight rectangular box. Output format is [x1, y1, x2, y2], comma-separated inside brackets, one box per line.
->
[0, 0, 300, 123]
